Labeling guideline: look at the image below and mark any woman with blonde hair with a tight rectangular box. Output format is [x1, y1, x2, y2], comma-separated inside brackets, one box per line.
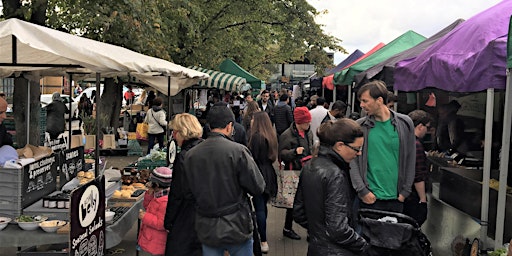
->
[243, 100, 260, 138]
[164, 113, 203, 256]
[248, 111, 278, 253]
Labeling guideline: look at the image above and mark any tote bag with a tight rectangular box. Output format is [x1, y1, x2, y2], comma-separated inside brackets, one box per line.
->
[136, 122, 149, 141]
[270, 169, 300, 209]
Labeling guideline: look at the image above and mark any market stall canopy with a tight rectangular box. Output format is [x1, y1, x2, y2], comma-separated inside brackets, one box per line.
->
[334, 30, 426, 86]
[508, 15, 512, 68]
[325, 50, 365, 75]
[189, 66, 246, 92]
[0, 18, 209, 96]
[394, 0, 511, 92]
[219, 59, 264, 90]
[332, 43, 385, 87]
[355, 19, 465, 88]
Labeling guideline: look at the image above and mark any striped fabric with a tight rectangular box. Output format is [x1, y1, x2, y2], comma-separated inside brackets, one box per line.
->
[189, 66, 246, 91]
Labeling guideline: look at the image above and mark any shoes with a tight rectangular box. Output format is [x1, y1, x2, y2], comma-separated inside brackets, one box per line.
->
[283, 229, 301, 240]
[261, 242, 269, 254]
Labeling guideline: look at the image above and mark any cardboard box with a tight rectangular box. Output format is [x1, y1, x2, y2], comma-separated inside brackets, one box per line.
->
[102, 135, 116, 149]
[85, 135, 96, 149]
[70, 135, 83, 148]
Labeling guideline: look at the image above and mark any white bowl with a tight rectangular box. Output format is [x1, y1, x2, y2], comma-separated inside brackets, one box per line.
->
[0, 217, 11, 231]
[15, 216, 48, 231]
[39, 220, 67, 233]
[105, 211, 115, 222]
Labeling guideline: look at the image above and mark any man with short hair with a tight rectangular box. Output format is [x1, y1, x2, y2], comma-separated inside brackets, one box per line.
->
[309, 97, 328, 145]
[273, 94, 293, 136]
[321, 100, 347, 124]
[0, 97, 13, 147]
[185, 105, 265, 256]
[404, 110, 432, 226]
[349, 80, 415, 214]
[306, 95, 318, 110]
[258, 90, 274, 123]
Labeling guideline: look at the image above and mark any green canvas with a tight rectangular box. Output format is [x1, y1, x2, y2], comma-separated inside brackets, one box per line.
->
[219, 59, 265, 90]
[334, 30, 426, 85]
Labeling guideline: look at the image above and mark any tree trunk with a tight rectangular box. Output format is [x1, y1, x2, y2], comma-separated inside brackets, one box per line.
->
[97, 78, 122, 139]
[2, 0, 23, 20]
[29, 0, 49, 26]
[12, 77, 41, 147]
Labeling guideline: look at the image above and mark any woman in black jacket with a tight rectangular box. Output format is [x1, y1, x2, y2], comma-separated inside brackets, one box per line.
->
[164, 113, 203, 256]
[248, 111, 278, 253]
[293, 119, 369, 256]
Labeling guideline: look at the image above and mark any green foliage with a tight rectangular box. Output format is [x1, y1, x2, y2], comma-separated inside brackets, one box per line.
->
[10, 0, 344, 81]
[45, 0, 343, 80]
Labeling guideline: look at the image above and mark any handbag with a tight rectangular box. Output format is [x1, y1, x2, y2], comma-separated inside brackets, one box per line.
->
[136, 122, 149, 140]
[270, 168, 300, 209]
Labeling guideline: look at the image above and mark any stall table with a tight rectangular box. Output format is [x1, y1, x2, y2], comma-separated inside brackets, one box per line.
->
[0, 200, 142, 250]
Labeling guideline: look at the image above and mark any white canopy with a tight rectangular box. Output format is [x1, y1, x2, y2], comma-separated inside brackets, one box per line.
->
[0, 18, 208, 95]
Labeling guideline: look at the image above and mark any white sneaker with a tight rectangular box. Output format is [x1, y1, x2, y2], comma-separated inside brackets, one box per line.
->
[261, 242, 269, 254]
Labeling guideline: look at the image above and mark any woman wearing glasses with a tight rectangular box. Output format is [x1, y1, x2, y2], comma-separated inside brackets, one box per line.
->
[293, 118, 369, 256]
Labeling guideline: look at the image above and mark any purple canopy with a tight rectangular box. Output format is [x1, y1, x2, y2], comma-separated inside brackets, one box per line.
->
[394, 0, 511, 92]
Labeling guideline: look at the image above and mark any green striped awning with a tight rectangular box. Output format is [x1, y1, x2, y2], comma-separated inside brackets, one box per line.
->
[189, 66, 246, 91]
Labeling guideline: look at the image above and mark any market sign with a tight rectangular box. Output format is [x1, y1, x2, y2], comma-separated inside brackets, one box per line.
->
[70, 177, 106, 256]
[59, 146, 85, 185]
[22, 154, 58, 208]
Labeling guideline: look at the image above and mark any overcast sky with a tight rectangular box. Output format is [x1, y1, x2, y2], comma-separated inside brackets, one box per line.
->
[306, 0, 503, 64]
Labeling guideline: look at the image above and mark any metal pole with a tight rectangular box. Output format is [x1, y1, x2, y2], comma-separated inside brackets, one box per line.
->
[94, 73, 101, 177]
[26, 81, 30, 145]
[495, 69, 511, 248]
[167, 77, 171, 139]
[68, 74, 73, 148]
[480, 88, 494, 248]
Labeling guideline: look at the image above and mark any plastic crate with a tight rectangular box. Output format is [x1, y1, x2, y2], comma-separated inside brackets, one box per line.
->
[0, 168, 24, 219]
[137, 159, 167, 170]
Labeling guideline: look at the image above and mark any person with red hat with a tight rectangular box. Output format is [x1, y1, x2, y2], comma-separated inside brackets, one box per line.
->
[138, 167, 173, 256]
[278, 106, 313, 240]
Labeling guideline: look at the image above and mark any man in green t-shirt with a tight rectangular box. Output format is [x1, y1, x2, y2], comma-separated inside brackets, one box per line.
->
[349, 80, 416, 213]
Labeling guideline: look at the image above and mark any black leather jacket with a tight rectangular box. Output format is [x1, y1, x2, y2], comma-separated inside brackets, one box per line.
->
[294, 146, 368, 255]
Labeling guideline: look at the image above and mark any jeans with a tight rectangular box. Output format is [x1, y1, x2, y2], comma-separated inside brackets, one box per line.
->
[252, 193, 269, 242]
[202, 238, 253, 256]
[147, 132, 165, 154]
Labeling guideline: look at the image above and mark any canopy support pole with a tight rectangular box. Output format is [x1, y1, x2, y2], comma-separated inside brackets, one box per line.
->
[68, 73, 73, 148]
[26, 81, 30, 145]
[167, 77, 172, 139]
[94, 72, 101, 177]
[495, 69, 511, 248]
[480, 88, 494, 248]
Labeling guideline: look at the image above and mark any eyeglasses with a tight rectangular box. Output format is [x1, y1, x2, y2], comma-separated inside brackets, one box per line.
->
[342, 142, 363, 153]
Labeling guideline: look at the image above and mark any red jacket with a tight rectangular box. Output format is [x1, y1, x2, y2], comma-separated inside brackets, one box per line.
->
[138, 192, 169, 255]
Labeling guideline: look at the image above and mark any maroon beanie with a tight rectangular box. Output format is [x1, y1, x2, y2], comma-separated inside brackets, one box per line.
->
[294, 107, 312, 124]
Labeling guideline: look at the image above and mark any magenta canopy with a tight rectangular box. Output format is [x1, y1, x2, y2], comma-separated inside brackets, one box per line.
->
[394, 0, 511, 92]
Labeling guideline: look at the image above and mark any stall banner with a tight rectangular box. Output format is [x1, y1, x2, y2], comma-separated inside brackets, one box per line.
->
[70, 177, 106, 256]
[44, 137, 68, 152]
[59, 146, 85, 185]
[22, 154, 58, 208]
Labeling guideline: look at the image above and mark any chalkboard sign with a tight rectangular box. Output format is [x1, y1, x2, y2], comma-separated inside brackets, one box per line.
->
[44, 137, 68, 152]
[22, 154, 58, 208]
[59, 146, 85, 185]
[70, 177, 106, 256]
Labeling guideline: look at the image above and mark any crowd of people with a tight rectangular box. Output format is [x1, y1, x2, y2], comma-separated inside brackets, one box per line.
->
[130, 80, 447, 256]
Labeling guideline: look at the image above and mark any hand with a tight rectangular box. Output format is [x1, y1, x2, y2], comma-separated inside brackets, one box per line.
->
[361, 192, 376, 204]
[138, 209, 145, 220]
[398, 194, 406, 202]
[296, 147, 304, 155]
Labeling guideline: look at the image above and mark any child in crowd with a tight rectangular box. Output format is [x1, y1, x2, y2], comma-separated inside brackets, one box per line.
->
[138, 167, 172, 256]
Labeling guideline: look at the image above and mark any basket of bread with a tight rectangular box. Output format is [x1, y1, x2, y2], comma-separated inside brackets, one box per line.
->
[111, 183, 147, 201]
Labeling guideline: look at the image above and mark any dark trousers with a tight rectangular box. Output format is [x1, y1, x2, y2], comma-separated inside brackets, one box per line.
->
[252, 193, 269, 242]
[284, 208, 294, 230]
[403, 199, 428, 226]
[147, 132, 165, 154]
